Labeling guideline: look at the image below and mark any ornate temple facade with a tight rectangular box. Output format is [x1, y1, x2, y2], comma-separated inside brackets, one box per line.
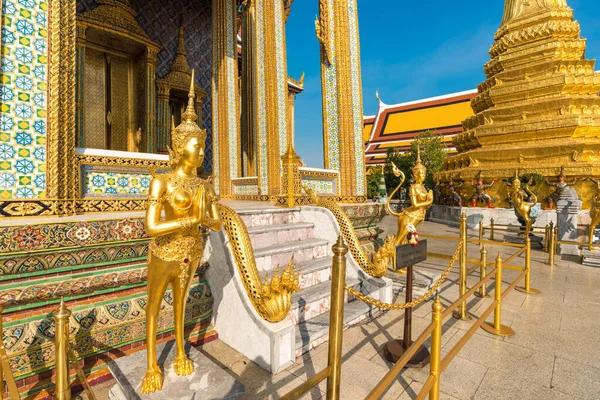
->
[0, 0, 371, 397]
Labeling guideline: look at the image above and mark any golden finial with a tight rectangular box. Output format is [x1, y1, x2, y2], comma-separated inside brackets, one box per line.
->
[169, 71, 206, 165]
[171, 115, 175, 131]
[182, 69, 197, 123]
[412, 144, 426, 175]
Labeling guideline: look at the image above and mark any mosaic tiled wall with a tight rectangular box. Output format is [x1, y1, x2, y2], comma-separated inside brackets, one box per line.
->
[82, 166, 152, 197]
[301, 178, 336, 196]
[0, 217, 147, 253]
[3, 281, 213, 379]
[0, 0, 48, 199]
[0, 215, 216, 387]
[233, 184, 259, 195]
[76, 0, 213, 172]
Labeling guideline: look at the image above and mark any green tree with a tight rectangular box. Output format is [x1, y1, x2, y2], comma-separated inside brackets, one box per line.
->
[384, 130, 446, 198]
[366, 166, 383, 199]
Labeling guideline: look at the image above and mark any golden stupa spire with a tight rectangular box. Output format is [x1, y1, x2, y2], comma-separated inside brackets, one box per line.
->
[501, 0, 569, 26]
[182, 69, 197, 123]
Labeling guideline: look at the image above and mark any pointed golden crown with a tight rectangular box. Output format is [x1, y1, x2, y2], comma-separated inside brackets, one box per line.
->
[412, 145, 426, 175]
[171, 70, 207, 151]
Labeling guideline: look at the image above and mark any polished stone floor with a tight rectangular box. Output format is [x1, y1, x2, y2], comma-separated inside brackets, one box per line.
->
[82, 217, 600, 400]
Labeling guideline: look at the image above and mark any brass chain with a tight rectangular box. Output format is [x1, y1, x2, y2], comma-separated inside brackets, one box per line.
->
[346, 241, 463, 310]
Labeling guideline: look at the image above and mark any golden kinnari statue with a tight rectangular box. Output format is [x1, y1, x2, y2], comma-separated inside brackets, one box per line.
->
[508, 170, 538, 231]
[587, 177, 600, 248]
[142, 71, 222, 394]
[387, 148, 434, 247]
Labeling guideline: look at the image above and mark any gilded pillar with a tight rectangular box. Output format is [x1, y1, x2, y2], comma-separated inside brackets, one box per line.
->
[241, 0, 257, 177]
[212, 0, 240, 195]
[75, 25, 87, 147]
[144, 48, 158, 153]
[287, 91, 296, 145]
[318, 0, 366, 196]
[47, 0, 78, 202]
[256, 0, 289, 196]
[156, 85, 170, 153]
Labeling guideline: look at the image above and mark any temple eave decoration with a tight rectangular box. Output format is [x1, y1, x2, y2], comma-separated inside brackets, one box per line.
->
[77, 0, 158, 50]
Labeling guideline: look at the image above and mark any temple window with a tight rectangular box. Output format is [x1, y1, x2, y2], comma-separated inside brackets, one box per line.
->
[76, 0, 159, 153]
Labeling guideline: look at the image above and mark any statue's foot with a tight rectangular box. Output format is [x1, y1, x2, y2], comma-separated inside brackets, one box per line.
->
[173, 354, 194, 376]
[141, 366, 163, 394]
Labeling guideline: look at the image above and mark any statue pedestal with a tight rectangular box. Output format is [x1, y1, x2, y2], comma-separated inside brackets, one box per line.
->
[582, 249, 600, 268]
[556, 188, 582, 256]
[108, 340, 245, 400]
[505, 234, 543, 250]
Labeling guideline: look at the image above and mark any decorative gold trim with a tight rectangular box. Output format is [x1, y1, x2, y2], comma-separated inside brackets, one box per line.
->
[315, 0, 331, 64]
[47, 0, 78, 201]
[75, 154, 169, 169]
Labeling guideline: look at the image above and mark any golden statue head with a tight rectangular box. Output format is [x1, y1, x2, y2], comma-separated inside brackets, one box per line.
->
[412, 146, 427, 183]
[513, 169, 521, 189]
[168, 70, 207, 170]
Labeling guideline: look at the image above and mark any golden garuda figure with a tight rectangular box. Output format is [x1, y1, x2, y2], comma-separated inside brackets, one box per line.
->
[544, 167, 579, 209]
[386, 148, 434, 247]
[142, 71, 222, 394]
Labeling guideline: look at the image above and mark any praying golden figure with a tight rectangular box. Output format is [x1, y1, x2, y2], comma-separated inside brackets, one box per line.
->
[386, 148, 434, 247]
[142, 71, 222, 394]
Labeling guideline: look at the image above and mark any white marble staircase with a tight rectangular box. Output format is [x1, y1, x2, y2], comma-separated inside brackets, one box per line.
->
[206, 204, 392, 373]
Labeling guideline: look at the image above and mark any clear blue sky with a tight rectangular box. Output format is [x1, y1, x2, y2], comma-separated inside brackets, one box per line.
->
[285, 0, 600, 168]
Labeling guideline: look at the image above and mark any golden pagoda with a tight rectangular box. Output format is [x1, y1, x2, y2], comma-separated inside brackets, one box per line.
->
[440, 0, 600, 182]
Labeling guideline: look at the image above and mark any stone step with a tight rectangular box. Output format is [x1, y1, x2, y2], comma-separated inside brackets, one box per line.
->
[288, 278, 360, 325]
[260, 257, 331, 291]
[237, 207, 301, 228]
[254, 238, 329, 272]
[247, 222, 315, 248]
[294, 300, 375, 355]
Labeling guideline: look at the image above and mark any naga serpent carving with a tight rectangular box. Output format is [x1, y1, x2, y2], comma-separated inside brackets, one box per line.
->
[217, 203, 300, 323]
[303, 186, 392, 277]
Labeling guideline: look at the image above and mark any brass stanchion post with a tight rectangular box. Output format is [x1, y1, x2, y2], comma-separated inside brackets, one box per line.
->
[54, 298, 72, 400]
[453, 213, 471, 320]
[490, 218, 494, 241]
[478, 221, 484, 249]
[481, 254, 515, 336]
[516, 227, 540, 295]
[475, 245, 488, 298]
[548, 224, 555, 266]
[429, 295, 443, 400]
[0, 307, 20, 400]
[326, 235, 347, 400]
[543, 224, 548, 253]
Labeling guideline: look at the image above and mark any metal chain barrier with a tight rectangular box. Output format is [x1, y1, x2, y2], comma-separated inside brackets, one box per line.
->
[346, 241, 463, 310]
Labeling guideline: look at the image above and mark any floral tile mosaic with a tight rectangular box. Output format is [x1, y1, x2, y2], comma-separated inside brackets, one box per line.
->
[83, 167, 151, 197]
[301, 177, 336, 195]
[0, 217, 147, 252]
[233, 183, 259, 195]
[0, 0, 48, 199]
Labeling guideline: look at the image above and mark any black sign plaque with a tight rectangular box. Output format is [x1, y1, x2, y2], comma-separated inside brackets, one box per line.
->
[395, 240, 427, 270]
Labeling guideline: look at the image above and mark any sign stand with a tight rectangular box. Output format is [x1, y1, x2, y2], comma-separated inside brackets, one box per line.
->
[383, 241, 430, 367]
